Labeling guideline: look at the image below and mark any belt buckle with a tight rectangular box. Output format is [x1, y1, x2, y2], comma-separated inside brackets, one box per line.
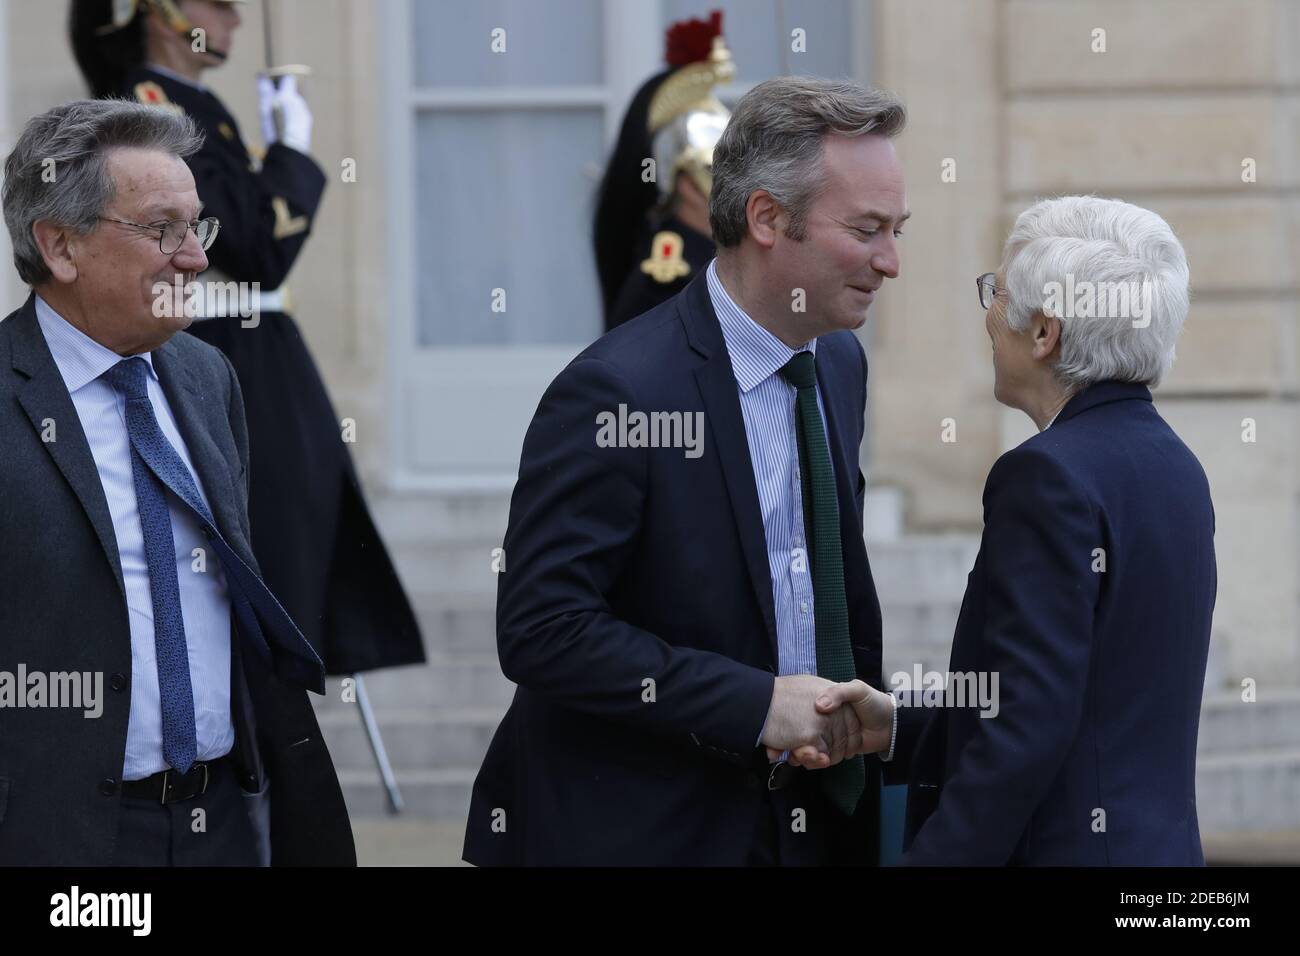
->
[159, 762, 210, 805]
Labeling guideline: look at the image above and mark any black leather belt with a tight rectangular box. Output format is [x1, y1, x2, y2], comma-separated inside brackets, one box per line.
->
[121, 758, 226, 805]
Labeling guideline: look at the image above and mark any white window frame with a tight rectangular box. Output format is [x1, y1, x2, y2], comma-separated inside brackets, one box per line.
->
[381, 0, 872, 490]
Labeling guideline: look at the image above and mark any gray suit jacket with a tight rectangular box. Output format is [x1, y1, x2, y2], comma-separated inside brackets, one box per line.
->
[0, 294, 355, 865]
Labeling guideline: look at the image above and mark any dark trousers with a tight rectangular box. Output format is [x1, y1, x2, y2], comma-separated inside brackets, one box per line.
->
[747, 767, 880, 866]
[111, 758, 265, 866]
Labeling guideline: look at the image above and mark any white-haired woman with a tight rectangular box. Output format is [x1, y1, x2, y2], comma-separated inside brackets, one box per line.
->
[804, 196, 1216, 865]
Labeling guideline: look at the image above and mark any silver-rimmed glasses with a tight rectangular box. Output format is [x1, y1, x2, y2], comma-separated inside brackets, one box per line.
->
[99, 216, 220, 255]
[976, 271, 1004, 310]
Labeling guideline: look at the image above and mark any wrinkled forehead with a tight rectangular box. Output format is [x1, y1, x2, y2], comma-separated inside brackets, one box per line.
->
[103, 147, 201, 219]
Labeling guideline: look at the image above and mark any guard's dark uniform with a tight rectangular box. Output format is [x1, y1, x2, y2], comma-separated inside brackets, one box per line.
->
[593, 11, 730, 335]
[608, 215, 714, 330]
[125, 66, 424, 674]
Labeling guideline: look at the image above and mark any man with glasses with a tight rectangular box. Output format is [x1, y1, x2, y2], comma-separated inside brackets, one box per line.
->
[70, 0, 426, 684]
[100, 215, 220, 257]
[0, 98, 354, 865]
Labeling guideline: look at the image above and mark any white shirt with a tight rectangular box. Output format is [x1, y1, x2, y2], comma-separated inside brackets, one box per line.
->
[35, 296, 234, 780]
[707, 261, 839, 755]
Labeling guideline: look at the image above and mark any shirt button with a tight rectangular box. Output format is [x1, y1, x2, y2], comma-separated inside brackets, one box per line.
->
[799, 601, 809, 613]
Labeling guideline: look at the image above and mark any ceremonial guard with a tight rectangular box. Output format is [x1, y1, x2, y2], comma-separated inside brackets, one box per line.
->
[70, 0, 425, 682]
[593, 10, 734, 331]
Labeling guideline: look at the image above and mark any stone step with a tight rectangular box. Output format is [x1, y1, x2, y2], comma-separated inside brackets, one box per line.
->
[373, 497, 979, 608]
[370, 491, 510, 546]
[408, 599, 497, 655]
[314, 682, 1300, 831]
[1197, 688, 1300, 754]
[390, 541, 982, 603]
[1196, 747, 1300, 832]
[315, 707, 503, 771]
[331, 746, 1300, 830]
[313, 689, 1300, 769]
[869, 535, 982, 604]
[332, 745, 1300, 831]
[878, 600, 961, 655]
[336, 767, 478, 822]
[387, 541, 502, 601]
[313, 660, 515, 712]
[402, 594, 969, 660]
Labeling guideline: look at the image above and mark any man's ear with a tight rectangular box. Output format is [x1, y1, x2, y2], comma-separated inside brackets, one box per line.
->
[744, 189, 784, 250]
[31, 220, 79, 284]
[1031, 311, 1062, 361]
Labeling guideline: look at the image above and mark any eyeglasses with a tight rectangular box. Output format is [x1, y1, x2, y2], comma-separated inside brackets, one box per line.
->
[976, 272, 1004, 310]
[99, 216, 221, 255]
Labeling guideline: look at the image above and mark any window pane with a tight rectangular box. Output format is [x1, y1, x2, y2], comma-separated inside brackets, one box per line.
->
[414, 109, 604, 346]
[412, 0, 604, 88]
[660, 0, 855, 83]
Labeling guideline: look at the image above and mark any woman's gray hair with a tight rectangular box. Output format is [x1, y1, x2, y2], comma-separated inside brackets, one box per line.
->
[1003, 196, 1191, 390]
[3, 98, 203, 286]
[708, 76, 906, 248]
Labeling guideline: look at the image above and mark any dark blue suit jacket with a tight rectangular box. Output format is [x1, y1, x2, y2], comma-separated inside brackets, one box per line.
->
[885, 382, 1216, 865]
[0, 296, 354, 865]
[464, 272, 884, 865]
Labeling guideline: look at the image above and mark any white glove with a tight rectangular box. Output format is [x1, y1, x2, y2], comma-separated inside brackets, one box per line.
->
[257, 74, 313, 154]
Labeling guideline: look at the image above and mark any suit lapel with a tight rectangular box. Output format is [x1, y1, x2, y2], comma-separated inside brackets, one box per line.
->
[814, 344, 863, 550]
[7, 297, 125, 598]
[151, 337, 253, 568]
[680, 277, 780, 663]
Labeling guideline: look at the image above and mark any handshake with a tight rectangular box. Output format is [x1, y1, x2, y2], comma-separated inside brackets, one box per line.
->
[760, 675, 897, 768]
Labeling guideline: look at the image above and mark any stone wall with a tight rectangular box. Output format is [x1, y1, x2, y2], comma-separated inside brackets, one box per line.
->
[869, 0, 1300, 684]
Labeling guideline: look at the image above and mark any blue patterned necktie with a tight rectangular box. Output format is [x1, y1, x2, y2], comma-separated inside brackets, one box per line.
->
[103, 357, 324, 719]
[102, 357, 198, 774]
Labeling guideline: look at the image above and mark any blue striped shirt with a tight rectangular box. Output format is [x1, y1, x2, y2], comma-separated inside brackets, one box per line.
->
[35, 295, 234, 780]
[706, 259, 833, 690]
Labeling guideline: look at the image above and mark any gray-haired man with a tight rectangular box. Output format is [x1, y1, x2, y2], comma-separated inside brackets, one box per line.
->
[0, 99, 353, 865]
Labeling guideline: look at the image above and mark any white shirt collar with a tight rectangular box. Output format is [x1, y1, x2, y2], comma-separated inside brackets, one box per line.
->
[34, 294, 159, 395]
[705, 259, 817, 394]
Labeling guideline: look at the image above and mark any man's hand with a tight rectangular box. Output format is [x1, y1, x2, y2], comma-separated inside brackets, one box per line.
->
[760, 674, 862, 761]
[780, 680, 896, 769]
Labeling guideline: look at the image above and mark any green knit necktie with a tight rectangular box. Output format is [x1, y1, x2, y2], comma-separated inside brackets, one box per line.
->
[780, 351, 865, 816]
